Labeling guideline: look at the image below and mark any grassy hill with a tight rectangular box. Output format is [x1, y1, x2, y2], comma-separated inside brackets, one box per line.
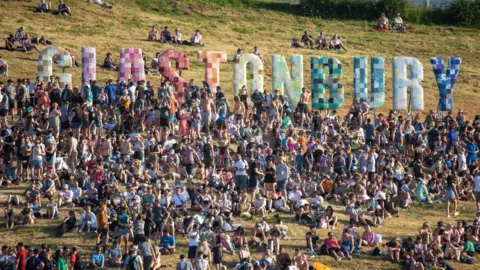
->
[0, 1, 479, 269]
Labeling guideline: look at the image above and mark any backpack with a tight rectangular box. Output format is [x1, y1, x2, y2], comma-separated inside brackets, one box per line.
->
[73, 253, 83, 270]
[25, 256, 38, 270]
[126, 255, 139, 270]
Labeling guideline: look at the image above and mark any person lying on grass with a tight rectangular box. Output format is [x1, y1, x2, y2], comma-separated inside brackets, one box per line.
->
[93, 0, 113, 9]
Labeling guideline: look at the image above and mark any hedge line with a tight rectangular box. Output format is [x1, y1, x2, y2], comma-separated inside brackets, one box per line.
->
[299, 0, 480, 27]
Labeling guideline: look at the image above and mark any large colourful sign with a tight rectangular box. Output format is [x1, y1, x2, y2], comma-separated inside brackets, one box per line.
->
[37, 47, 461, 111]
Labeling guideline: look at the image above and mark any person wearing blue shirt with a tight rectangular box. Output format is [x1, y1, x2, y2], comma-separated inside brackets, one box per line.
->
[160, 230, 176, 254]
[91, 246, 104, 268]
[446, 127, 459, 152]
[466, 140, 479, 165]
[105, 79, 117, 106]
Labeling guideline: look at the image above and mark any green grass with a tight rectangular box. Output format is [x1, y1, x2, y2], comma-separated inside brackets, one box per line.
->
[0, 1, 480, 268]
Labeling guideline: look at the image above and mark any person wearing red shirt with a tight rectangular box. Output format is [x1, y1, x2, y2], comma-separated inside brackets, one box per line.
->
[323, 232, 345, 261]
[15, 242, 28, 270]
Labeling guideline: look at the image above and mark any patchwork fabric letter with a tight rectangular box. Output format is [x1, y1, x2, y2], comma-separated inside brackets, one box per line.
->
[430, 57, 461, 112]
[272, 55, 304, 106]
[392, 57, 424, 111]
[311, 56, 344, 110]
[233, 53, 264, 96]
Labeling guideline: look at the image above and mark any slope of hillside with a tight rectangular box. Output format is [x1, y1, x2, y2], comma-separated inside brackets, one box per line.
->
[0, 2, 479, 269]
[1, 0, 480, 114]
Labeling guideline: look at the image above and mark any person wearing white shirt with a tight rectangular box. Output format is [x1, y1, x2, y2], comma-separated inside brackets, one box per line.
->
[0, 56, 8, 76]
[474, 173, 480, 209]
[233, 154, 249, 191]
[174, 29, 182, 44]
[79, 206, 97, 233]
[187, 224, 200, 264]
[253, 195, 266, 217]
[93, 0, 113, 9]
[58, 184, 73, 207]
[367, 149, 377, 182]
[172, 187, 188, 209]
[393, 13, 404, 30]
[190, 30, 203, 46]
[288, 186, 302, 207]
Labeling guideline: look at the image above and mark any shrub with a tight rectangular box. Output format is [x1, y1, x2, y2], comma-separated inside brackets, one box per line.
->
[299, 0, 480, 27]
[447, 0, 480, 26]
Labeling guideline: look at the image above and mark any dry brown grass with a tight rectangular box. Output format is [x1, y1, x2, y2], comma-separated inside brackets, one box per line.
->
[0, 1, 480, 269]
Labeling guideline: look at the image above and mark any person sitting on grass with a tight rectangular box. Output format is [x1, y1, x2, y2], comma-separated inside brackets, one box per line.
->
[78, 205, 97, 233]
[0, 55, 8, 76]
[251, 46, 264, 63]
[378, 12, 389, 30]
[323, 231, 347, 261]
[301, 31, 314, 48]
[106, 241, 123, 267]
[190, 30, 203, 46]
[56, 210, 76, 236]
[31, 35, 52, 45]
[173, 29, 182, 44]
[330, 34, 344, 51]
[37, 0, 52, 13]
[103, 52, 116, 70]
[148, 25, 158, 41]
[57, 0, 72, 15]
[315, 32, 328, 49]
[93, 0, 113, 9]
[15, 26, 27, 43]
[21, 34, 41, 54]
[160, 229, 176, 254]
[160, 26, 172, 43]
[4, 34, 15, 51]
[392, 13, 405, 30]
[291, 37, 301, 48]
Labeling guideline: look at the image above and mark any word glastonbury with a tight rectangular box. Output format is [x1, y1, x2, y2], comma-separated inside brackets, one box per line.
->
[40, 46, 461, 112]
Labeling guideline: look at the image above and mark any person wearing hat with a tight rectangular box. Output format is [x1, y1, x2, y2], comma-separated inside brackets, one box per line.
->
[58, 184, 72, 207]
[123, 245, 143, 270]
[102, 52, 116, 70]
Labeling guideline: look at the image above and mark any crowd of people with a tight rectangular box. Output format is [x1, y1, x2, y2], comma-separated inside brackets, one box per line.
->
[0, 3, 478, 270]
[0, 70, 479, 270]
[148, 26, 204, 46]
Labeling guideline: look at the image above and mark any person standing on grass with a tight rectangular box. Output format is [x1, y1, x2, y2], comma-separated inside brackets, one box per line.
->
[15, 243, 28, 270]
[446, 174, 460, 218]
[123, 246, 143, 270]
[176, 254, 193, 270]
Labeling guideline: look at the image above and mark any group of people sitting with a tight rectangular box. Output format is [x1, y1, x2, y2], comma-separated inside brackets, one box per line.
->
[378, 12, 407, 31]
[292, 31, 345, 51]
[35, 0, 112, 14]
[35, 0, 72, 15]
[2, 26, 54, 54]
[148, 26, 204, 46]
